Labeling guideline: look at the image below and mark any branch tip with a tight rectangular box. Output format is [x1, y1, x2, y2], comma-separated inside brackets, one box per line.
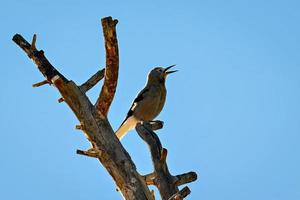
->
[160, 148, 168, 164]
[114, 19, 119, 25]
[75, 124, 83, 130]
[31, 34, 37, 49]
[174, 171, 198, 186]
[80, 68, 105, 93]
[58, 97, 64, 103]
[76, 148, 101, 158]
[96, 16, 119, 116]
[32, 80, 50, 88]
[168, 186, 191, 200]
[12, 34, 20, 42]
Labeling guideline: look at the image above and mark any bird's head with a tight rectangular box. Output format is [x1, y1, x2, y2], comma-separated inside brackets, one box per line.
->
[148, 65, 178, 83]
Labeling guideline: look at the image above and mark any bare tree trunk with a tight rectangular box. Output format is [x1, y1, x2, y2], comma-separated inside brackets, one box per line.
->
[12, 16, 197, 200]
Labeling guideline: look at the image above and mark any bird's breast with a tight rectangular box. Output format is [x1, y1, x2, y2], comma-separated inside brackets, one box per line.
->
[133, 85, 166, 121]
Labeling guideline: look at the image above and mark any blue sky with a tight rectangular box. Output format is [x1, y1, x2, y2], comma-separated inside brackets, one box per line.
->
[1, 0, 300, 199]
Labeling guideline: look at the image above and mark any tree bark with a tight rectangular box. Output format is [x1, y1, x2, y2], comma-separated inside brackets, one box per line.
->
[136, 122, 197, 200]
[96, 17, 119, 117]
[12, 16, 197, 200]
[12, 17, 152, 200]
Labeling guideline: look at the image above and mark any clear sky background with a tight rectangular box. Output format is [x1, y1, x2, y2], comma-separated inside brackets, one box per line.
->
[1, 0, 300, 199]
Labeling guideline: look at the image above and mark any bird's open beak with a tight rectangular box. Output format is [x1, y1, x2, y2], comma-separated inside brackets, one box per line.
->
[164, 64, 178, 75]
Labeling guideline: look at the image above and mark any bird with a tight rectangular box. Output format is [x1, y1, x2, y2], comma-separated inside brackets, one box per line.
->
[115, 65, 177, 140]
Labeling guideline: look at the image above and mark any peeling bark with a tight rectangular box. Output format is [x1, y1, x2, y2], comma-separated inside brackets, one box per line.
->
[96, 17, 119, 117]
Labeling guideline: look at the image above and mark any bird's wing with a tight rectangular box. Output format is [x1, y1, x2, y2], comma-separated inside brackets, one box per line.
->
[119, 87, 150, 126]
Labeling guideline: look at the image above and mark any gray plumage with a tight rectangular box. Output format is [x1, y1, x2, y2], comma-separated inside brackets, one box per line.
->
[116, 65, 177, 140]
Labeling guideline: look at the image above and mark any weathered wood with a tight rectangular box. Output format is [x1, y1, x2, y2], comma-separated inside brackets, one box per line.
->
[58, 69, 105, 104]
[136, 122, 197, 200]
[13, 16, 198, 200]
[142, 172, 156, 185]
[12, 34, 67, 82]
[174, 172, 197, 187]
[136, 123, 178, 199]
[31, 34, 37, 49]
[32, 79, 50, 87]
[80, 68, 105, 93]
[168, 187, 191, 200]
[12, 17, 153, 200]
[96, 17, 119, 116]
[76, 149, 100, 158]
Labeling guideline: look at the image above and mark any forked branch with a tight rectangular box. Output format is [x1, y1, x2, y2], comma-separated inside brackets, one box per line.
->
[58, 68, 105, 103]
[136, 122, 197, 200]
[13, 16, 153, 200]
[13, 16, 197, 200]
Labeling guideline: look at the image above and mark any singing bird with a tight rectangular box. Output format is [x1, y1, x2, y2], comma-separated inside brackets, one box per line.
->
[115, 65, 177, 140]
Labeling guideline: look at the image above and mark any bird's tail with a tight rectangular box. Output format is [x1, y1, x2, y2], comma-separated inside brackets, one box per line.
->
[115, 116, 138, 140]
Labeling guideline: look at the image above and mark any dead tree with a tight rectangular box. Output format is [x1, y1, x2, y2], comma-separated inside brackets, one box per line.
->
[12, 16, 197, 200]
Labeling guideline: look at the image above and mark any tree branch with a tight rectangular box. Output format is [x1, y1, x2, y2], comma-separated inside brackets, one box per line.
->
[136, 122, 197, 200]
[168, 187, 191, 200]
[174, 172, 197, 186]
[80, 68, 105, 93]
[76, 148, 102, 158]
[13, 16, 198, 200]
[136, 123, 177, 199]
[12, 34, 67, 82]
[32, 79, 51, 87]
[58, 69, 105, 103]
[142, 172, 156, 185]
[96, 17, 119, 116]
[12, 17, 153, 200]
